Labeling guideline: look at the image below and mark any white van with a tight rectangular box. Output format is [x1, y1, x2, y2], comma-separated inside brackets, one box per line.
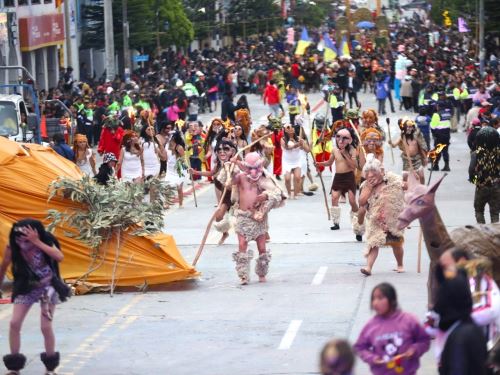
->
[0, 94, 37, 142]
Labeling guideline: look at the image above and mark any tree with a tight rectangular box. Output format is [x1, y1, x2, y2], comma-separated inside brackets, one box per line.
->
[228, 0, 281, 37]
[80, 0, 194, 52]
[293, 2, 326, 27]
[183, 0, 220, 40]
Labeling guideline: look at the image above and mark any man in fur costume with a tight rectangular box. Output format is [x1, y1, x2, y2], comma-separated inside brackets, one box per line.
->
[315, 126, 365, 237]
[389, 118, 428, 184]
[230, 152, 286, 285]
[360, 109, 386, 140]
[358, 155, 405, 276]
[344, 108, 361, 130]
[311, 113, 333, 173]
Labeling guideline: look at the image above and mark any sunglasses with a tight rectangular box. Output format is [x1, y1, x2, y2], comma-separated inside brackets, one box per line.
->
[335, 135, 351, 142]
[217, 146, 232, 152]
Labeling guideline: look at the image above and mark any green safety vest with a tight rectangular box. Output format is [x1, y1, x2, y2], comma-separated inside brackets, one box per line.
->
[430, 112, 451, 130]
[329, 95, 343, 109]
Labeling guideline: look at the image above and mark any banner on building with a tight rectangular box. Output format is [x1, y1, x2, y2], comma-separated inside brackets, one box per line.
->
[19, 14, 65, 52]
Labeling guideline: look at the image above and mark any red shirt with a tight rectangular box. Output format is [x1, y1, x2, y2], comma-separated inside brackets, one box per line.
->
[264, 85, 280, 105]
[291, 63, 300, 78]
[98, 126, 124, 159]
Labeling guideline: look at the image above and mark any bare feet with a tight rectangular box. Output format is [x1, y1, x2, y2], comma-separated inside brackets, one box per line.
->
[360, 268, 372, 276]
[393, 267, 405, 273]
[259, 276, 266, 282]
[218, 232, 229, 246]
[240, 277, 249, 285]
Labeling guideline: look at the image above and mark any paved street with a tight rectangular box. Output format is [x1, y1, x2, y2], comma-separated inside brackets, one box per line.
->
[0, 91, 476, 374]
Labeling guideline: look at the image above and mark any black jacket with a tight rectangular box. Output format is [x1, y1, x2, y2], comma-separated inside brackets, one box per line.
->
[439, 319, 487, 375]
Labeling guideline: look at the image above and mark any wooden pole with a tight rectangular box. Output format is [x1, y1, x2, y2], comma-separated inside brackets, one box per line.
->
[386, 117, 395, 165]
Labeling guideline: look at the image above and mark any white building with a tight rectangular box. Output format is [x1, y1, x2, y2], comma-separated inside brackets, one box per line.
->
[0, 0, 79, 90]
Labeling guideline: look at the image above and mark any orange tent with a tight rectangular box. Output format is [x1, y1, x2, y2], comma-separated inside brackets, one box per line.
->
[0, 138, 197, 286]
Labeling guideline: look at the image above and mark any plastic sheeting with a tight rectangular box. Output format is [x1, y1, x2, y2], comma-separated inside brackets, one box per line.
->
[0, 138, 197, 286]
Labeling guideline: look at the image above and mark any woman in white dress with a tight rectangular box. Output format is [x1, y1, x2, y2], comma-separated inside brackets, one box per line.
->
[117, 131, 144, 183]
[140, 125, 165, 179]
[281, 123, 310, 199]
[165, 130, 187, 207]
[73, 134, 96, 176]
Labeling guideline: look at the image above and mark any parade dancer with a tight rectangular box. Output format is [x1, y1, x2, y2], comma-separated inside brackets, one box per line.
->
[388, 118, 428, 184]
[281, 124, 310, 199]
[0, 219, 70, 375]
[230, 152, 285, 284]
[190, 139, 238, 245]
[315, 126, 365, 237]
[358, 156, 406, 276]
[361, 128, 384, 163]
[311, 114, 332, 173]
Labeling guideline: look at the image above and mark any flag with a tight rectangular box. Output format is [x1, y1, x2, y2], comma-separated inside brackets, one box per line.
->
[458, 17, 470, 33]
[295, 27, 312, 56]
[323, 33, 338, 62]
[340, 35, 350, 58]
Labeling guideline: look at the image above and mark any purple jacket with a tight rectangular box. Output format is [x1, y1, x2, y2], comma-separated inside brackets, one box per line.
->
[354, 310, 431, 375]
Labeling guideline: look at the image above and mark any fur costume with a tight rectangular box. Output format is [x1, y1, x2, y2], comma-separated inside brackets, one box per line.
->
[232, 250, 253, 284]
[361, 128, 384, 161]
[351, 211, 365, 236]
[41, 352, 60, 373]
[214, 214, 231, 233]
[3, 354, 26, 373]
[255, 251, 272, 278]
[234, 209, 269, 242]
[330, 206, 341, 225]
[362, 172, 405, 255]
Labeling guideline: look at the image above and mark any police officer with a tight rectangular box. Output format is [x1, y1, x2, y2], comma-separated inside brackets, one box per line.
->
[324, 82, 344, 124]
[430, 91, 453, 171]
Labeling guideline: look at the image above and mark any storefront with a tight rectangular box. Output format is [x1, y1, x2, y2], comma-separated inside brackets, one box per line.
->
[18, 13, 65, 90]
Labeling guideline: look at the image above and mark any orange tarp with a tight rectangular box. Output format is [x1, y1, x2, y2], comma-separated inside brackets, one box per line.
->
[0, 137, 197, 286]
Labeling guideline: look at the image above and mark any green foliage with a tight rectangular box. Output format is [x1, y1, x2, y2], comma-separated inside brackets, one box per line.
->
[80, 0, 194, 51]
[46, 175, 175, 253]
[182, 0, 219, 40]
[293, 2, 326, 27]
[228, 0, 281, 37]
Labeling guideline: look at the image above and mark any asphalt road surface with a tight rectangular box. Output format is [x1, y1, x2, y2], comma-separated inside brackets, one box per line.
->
[0, 90, 478, 375]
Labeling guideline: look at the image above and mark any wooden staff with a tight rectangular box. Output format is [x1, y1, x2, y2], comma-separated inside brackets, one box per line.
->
[185, 155, 198, 208]
[300, 126, 330, 220]
[386, 117, 395, 164]
[192, 133, 272, 266]
[349, 119, 367, 159]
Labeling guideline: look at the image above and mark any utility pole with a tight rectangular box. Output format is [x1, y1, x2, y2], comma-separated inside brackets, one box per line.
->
[122, 0, 131, 82]
[104, 0, 115, 81]
[479, 0, 485, 76]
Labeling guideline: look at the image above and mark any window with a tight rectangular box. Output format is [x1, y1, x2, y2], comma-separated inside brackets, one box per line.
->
[18, 0, 28, 5]
[4, 0, 15, 6]
[44, 0, 52, 3]
[0, 101, 19, 137]
[32, 0, 41, 4]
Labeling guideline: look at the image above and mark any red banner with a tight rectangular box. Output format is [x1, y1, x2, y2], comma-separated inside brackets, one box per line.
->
[19, 13, 65, 52]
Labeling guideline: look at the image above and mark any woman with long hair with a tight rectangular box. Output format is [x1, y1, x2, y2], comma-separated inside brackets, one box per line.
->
[281, 123, 309, 199]
[165, 130, 188, 207]
[204, 119, 225, 182]
[117, 131, 144, 183]
[191, 139, 237, 244]
[0, 219, 70, 375]
[72, 134, 96, 176]
[233, 124, 248, 154]
[140, 124, 165, 179]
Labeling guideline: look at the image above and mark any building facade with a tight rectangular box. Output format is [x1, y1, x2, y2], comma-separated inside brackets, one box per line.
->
[0, 0, 79, 90]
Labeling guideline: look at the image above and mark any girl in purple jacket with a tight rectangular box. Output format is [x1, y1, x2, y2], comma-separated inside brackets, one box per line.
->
[354, 283, 431, 375]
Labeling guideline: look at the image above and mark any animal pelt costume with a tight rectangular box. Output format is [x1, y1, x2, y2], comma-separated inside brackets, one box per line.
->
[235, 108, 251, 136]
[361, 172, 405, 256]
[395, 119, 428, 171]
[344, 108, 361, 130]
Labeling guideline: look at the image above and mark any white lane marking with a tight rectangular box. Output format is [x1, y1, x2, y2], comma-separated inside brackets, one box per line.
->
[278, 320, 303, 350]
[311, 266, 328, 286]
